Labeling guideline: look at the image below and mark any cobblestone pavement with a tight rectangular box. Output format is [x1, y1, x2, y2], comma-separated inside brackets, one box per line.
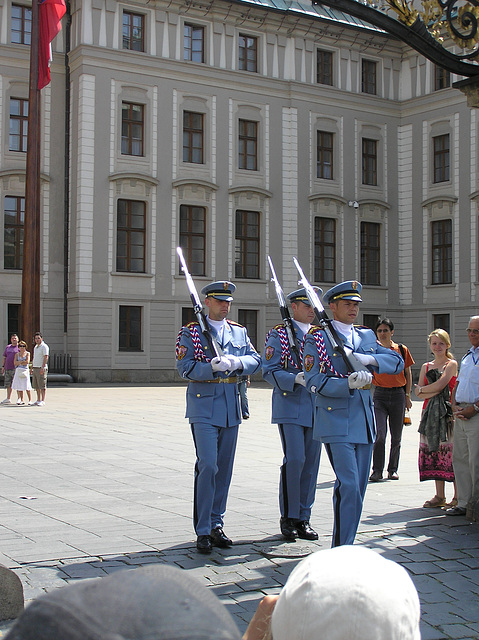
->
[0, 383, 478, 639]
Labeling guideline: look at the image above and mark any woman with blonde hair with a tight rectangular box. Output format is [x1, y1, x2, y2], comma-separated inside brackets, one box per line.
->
[415, 329, 457, 508]
[11, 340, 33, 406]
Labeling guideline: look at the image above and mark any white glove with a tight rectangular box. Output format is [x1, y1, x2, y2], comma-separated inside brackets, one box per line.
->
[348, 370, 373, 389]
[226, 355, 242, 371]
[353, 353, 378, 367]
[295, 372, 306, 387]
[211, 356, 230, 372]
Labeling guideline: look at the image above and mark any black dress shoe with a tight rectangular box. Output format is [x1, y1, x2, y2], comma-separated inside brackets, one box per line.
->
[295, 520, 318, 540]
[210, 527, 233, 547]
[196, 535, 213, 553]
[388, 471, 399, 480]
[369, 471, 383, 482]
[280, 517, 298, 541]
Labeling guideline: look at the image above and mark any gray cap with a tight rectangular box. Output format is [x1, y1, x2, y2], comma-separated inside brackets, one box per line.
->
[5, 564, 241, 640]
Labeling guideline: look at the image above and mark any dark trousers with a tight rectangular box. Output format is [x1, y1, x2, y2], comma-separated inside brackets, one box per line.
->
[372, 386, 406, 474]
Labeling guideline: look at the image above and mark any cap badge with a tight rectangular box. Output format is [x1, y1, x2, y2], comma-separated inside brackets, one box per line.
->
[223, 282, 228, 291]
[352, 281, 358, 290]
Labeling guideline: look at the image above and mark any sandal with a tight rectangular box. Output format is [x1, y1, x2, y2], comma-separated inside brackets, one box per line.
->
[423, 495, 446, 508]
[443, 498, 458, 508]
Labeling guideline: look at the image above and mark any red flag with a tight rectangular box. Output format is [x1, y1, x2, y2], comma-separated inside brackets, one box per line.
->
[38, 0, 67, 90]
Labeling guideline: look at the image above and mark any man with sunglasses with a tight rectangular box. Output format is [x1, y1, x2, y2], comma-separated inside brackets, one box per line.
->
[449, 316, 479, 517]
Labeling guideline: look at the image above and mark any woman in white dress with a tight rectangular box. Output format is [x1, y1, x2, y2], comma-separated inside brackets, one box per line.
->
[12, 341, 32, 405]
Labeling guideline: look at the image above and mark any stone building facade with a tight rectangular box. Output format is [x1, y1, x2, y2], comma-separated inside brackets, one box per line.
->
[0, 0, 476, 381]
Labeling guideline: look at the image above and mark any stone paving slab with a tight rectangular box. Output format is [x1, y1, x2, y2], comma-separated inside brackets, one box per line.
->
[0, 384, 477, 638]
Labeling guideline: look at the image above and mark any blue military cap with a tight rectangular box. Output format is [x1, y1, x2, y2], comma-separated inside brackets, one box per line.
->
[323, 281, 362, 305]
[287, 287, 323, 306]
[201, 281, 236, 301]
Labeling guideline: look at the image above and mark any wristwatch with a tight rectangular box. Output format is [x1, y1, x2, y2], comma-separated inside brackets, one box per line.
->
[473, 403, 479, 413]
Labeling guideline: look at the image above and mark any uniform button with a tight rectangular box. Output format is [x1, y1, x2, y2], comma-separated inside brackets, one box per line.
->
[283, 392, 287, 396]
[327, 407, 332, 411]
[196, 394, 201, 398]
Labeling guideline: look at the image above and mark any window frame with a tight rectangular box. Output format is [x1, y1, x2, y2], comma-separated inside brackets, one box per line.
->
[238, 119, 258, 171]
[316, 49, 333, 86]
[362, 137, 378, 186]
[184, 23, 205, 63]
[179, 204, 207, 276]
[361, 59, 377, 95]
[433, 133, 450, 183]
[116, 199, 146, 274]
[360, 221, 381, 286]
[182, 111, 204, 164]
[314, 216, 336, 283]
[9, 97, 29, 152]
[434, 66, 451, 91]
[121, 102, 144, 157]
[119, 305, 143, 351]
[431, 219, 452, 285]
[238, 34, 258, 72]
[11, 4, 31, 45]
[122, 11, 145, 52]
[235, 209, 260, 279]
[4, 195, 25, 271]
[238, 308, 258, 351]
[316, 130, 334, 180]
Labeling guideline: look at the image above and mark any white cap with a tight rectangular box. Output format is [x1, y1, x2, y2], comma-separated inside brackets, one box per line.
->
[271, 546, 421, 640]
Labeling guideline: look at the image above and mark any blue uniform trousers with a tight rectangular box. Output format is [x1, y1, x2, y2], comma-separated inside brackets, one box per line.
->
[325, 441, 372, 547]
[191, 423, 239, 536]
[278, 423, 321, 521]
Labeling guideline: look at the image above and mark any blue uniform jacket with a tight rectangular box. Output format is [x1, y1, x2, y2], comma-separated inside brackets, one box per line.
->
[176, 320, 261, 427]
[262, 322, 315, 426]
[303, 326, 403, 444]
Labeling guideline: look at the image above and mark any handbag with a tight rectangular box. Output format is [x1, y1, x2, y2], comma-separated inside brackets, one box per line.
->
[404, 410, 412, 425]
[18, 368, 29, 378]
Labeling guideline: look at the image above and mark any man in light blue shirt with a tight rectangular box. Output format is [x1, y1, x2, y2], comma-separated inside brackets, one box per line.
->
[449, 316, 479, 517]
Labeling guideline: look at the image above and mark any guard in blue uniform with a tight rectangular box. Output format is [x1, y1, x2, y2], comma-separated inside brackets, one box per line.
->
[302, 281, 403, 547]
[176, 281, 261, 554]
[262, 288, 322, 541]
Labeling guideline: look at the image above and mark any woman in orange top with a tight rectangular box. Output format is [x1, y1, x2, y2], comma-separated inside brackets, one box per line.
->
[369, 318, 415, 482]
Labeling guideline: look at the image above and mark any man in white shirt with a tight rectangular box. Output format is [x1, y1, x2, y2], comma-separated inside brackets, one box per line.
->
[449, 316, 479, 517]
[32, 332, 49, 406]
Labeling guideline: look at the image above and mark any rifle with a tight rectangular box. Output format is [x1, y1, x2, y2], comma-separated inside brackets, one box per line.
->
[267, 255, 301, 364]
[177, 246, 222, 360]
[292, 257, 370, 375]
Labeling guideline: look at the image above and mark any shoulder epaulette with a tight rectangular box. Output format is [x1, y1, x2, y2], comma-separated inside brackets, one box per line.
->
[272, 323, 284, 331]
[307, 325, 322, 335]
[227, 319, 244, 328]
[353, 324, 370, 330]
[185, 321, 199, 329]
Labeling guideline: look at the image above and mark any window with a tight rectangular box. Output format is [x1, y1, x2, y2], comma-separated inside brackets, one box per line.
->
[433, 313, 450, 334]
[360, 221, 380, 285]
[317, 131, 333, 179]
[363, 314, 379, 331]
[183, 111, 204, 164]
[433, 134, 450, 183]
[116, 199, 146, 273]
[11, 4, 31, 45]
[4, 196, 24, 270]
[184, 23, 204, 63]
[119, 306, 142, 351]
[238, 34, 257, 72]
[121, 103, 144, 156]
[317, 49, 333, 85]
[362, 138, 377, 186]
[238, 309, 258, 351]
[235, 210, 259, 279]
[434, 66, 451, 91]
[362, 59, 377, 95]
[431, 219, 452, 284]
[238, 119, 258, 171]
[314, 217, 336, 282]
[122, 11, 144, 51]
[8, 304, 20, 337]
[9, 98, 28, 152]
[182, 307, 196, 326]
[179, 205, 206, 276]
